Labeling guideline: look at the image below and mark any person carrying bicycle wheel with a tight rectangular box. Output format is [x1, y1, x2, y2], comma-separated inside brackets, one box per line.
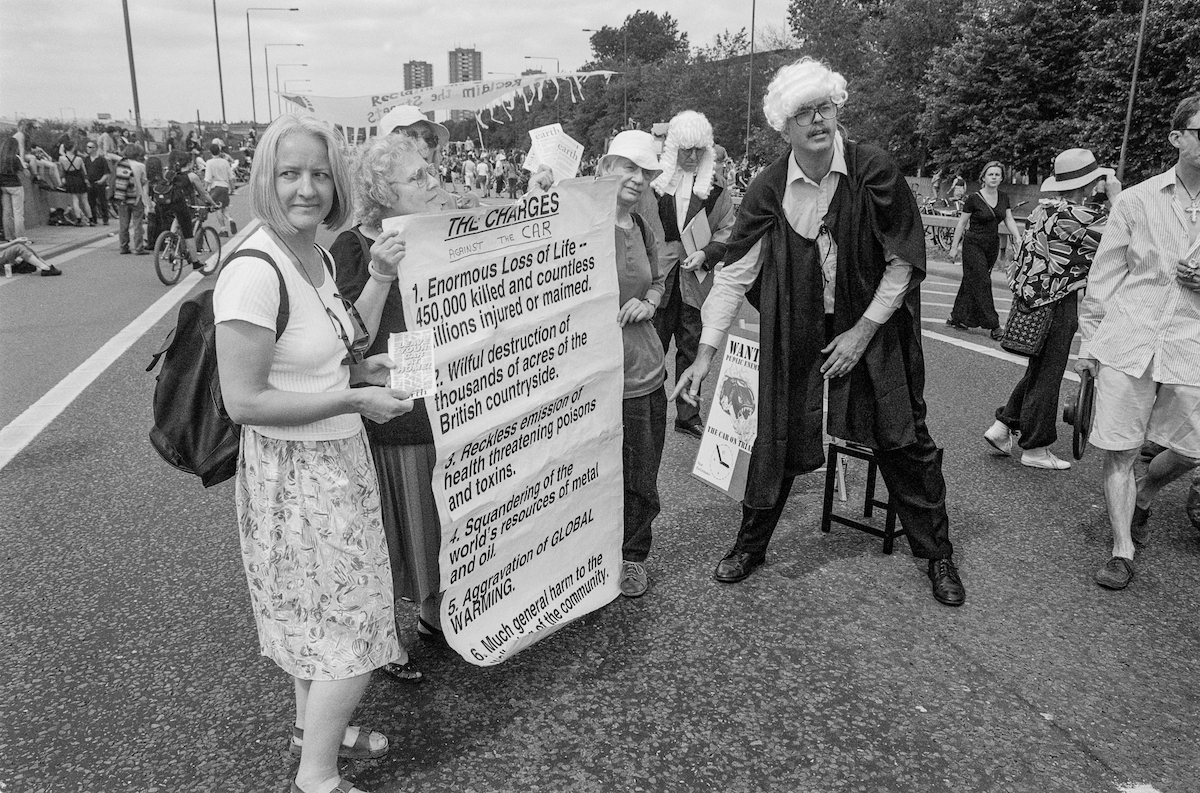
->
[162, 150, 218, 269]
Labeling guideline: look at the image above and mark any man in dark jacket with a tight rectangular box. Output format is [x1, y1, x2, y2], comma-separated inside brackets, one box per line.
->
[83, 140, 111, 225]
[672, 57, 965, 606]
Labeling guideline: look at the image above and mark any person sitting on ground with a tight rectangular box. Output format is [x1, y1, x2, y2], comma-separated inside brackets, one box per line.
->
[985, 149, 1118, 470]
[204, 142, 234, 237]
[0, 238, 61, 276]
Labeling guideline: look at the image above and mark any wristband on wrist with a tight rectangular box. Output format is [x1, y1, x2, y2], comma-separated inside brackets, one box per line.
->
[368, 262, 398, 282]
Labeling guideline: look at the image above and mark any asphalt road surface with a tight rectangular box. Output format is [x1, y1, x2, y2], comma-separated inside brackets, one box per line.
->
[2, 196, 1197, 793]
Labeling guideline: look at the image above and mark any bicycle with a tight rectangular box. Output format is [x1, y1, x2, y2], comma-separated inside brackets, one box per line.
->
[153, 205, 222, 285]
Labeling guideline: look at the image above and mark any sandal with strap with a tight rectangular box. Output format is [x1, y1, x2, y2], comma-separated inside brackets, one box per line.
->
[417, 616, 447, 647]
[289, 725, 389, 760]
[290, 778, 371, 793]
[379, 659, 424, 684]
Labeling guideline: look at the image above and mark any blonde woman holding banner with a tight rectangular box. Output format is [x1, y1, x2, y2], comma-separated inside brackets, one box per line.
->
[214, 114, 412, 793]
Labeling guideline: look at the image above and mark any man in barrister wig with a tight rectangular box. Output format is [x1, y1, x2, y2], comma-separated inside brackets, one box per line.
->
[672, 58, 965, 606]
[652, 111, 736, 438]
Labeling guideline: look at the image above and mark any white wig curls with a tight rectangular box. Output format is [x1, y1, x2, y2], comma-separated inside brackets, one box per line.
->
[762, 57, 849, 133]
[651, 110, 716, 200]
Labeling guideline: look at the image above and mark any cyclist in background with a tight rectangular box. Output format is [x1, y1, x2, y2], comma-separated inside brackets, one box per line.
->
[203, 142, 233, 237]
[163, 150, 218, 269]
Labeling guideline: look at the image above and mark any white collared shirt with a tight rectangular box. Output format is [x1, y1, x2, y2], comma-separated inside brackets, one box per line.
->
[675, 170, 696, 233]
[699, 134, 913, 349]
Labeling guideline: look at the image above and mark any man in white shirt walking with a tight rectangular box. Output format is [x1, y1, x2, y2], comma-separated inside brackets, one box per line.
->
[1077, 94, 1200, 590]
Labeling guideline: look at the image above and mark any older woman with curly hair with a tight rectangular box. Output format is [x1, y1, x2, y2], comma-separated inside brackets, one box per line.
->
[331, 134, 447, 680]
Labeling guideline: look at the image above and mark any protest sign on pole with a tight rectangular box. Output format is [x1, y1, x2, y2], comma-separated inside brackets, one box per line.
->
[383, 178, 624, 665]
[691, 332, 759, 501]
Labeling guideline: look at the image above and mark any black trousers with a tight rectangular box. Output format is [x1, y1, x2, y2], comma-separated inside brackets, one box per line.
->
[732, 422, 953, 560]
[997, 291, 1078, 450]
[731, 314, 953, 561]
[652, 267, 703, 424]
[88, 183, 110, 223]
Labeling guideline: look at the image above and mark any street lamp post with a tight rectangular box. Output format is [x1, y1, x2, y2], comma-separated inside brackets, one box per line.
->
[211, 0, 227, 123]
[275, 63, 307, 117]
[120, 0, 144, 136]
[523, 56, 559, 74]
[246, 7, 298, 125]
[583, 27, 627, 125]
[264, 44, 303, 122]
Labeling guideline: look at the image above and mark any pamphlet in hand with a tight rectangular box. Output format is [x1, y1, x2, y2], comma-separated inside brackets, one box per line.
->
[388, 329, 437, 399]
[681, 208, 712, 282]
[522, 123, 584, 184]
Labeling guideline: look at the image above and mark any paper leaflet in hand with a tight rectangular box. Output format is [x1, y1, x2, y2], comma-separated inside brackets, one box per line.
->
[522, 123, 583, 183]
[388, 329, 437, 399]
[682, 208, 711, 282]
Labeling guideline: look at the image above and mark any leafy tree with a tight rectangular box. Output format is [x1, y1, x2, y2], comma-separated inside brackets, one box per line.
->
[1074, 0, 1200, 183]
[588, 11, 689, 64]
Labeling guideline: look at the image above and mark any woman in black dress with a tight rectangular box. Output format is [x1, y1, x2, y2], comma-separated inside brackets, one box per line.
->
[946, 161, 1021, 339]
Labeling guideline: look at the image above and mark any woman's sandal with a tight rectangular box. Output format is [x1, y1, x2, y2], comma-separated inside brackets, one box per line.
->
[379, 659, 424, 684]
[290, 778, 370, 793]
[289, 725, 389, 760]
[417, 616, 447, 647]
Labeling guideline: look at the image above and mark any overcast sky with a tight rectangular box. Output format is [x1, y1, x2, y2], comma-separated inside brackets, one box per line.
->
[0, 0, 792, 126]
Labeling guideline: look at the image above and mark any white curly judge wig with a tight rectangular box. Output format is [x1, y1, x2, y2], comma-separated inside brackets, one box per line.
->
[762, 58, 848, 133]
[651, 110, 717, 201]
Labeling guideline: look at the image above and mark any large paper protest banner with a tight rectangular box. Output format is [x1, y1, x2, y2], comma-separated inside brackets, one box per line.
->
[280, 71, 616, 142]
[383, 179, 623, 665]
[691, 332, 759, 501]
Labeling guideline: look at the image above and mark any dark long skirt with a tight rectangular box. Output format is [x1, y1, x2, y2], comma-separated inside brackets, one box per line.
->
[370, 441, 441, 605]
[950, 234, 1000, 330]
[996, 291, 1079, 450]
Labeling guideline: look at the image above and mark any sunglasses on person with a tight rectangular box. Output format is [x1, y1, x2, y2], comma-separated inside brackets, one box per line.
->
[792, 101, 840, 127]
[324, 293, 370, 366]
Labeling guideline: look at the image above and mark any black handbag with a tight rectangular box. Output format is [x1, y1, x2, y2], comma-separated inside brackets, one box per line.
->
[1000, 298, 1052, 357]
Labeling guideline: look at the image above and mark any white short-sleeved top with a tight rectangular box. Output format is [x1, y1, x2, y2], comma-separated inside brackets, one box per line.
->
[213, 227, 361, 440]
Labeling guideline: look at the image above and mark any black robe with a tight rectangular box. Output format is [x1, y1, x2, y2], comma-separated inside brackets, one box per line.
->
[724, 140, 930, 509]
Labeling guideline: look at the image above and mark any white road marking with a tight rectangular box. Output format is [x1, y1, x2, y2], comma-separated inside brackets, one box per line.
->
[0, 220, 260, 471]
[919, 326, 1080, 383]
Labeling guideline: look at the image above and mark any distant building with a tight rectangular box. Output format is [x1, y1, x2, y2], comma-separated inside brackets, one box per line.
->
[448, 47, 482, 122]
[521, 68, 544, 76]
[404, 61, 434, 90]
[404, 60, 436, 121]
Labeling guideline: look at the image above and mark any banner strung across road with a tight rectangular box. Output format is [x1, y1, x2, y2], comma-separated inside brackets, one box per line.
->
[280, 71, 616, 140]
[382, 179, 624, 665]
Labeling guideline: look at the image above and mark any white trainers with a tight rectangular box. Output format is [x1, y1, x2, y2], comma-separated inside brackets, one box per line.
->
[1021, 447, 1071, 469]
[619, 560, 648, 598]
[984, 420, 1016, 456]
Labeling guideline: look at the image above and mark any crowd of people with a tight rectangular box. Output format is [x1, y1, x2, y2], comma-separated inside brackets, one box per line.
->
[0, 119, 249, 273]
[13, 49, 1176, 793]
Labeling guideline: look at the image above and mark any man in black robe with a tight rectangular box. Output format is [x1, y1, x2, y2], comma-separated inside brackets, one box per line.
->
[672, 58, 965, 606]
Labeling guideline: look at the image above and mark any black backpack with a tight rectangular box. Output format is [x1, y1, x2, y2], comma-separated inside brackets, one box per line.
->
[146, 249, 289, 487]
[151, 168, 178, 207]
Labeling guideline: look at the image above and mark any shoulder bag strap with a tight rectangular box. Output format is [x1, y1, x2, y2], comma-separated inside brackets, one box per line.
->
[220, 249, 290, 340]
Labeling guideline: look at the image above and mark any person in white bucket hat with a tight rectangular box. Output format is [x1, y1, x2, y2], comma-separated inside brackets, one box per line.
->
[1077, 93, 1200, 591]
[596, 130, 668, 599]
[650, 111, 736, 440]
[985, 147, 1119, 473]
[377, 105, 459, 209]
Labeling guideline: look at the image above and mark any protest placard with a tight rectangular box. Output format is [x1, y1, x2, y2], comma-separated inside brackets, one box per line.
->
[691, 332, 759, 501]
[522, 124, 584, 184]
[383, 178, 624, 665]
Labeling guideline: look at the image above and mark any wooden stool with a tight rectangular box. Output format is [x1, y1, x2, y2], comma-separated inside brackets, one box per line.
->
[821, 440, 904, 554]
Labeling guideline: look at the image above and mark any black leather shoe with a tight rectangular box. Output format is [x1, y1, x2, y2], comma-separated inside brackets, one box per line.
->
[928, 558, 965, 606]
[714, 549, 763, 583]
[674, 417, 704, 439]
[1130, 504, 1151, 546]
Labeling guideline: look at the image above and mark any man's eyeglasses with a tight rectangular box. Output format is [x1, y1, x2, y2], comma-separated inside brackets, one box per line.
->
[1178, 128, 1200, 136]
[326, 293, 370, 366]
[792, 102, 839, 127]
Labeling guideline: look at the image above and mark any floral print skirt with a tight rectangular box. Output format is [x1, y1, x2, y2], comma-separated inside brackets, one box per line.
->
[235, 427, 401, 681]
